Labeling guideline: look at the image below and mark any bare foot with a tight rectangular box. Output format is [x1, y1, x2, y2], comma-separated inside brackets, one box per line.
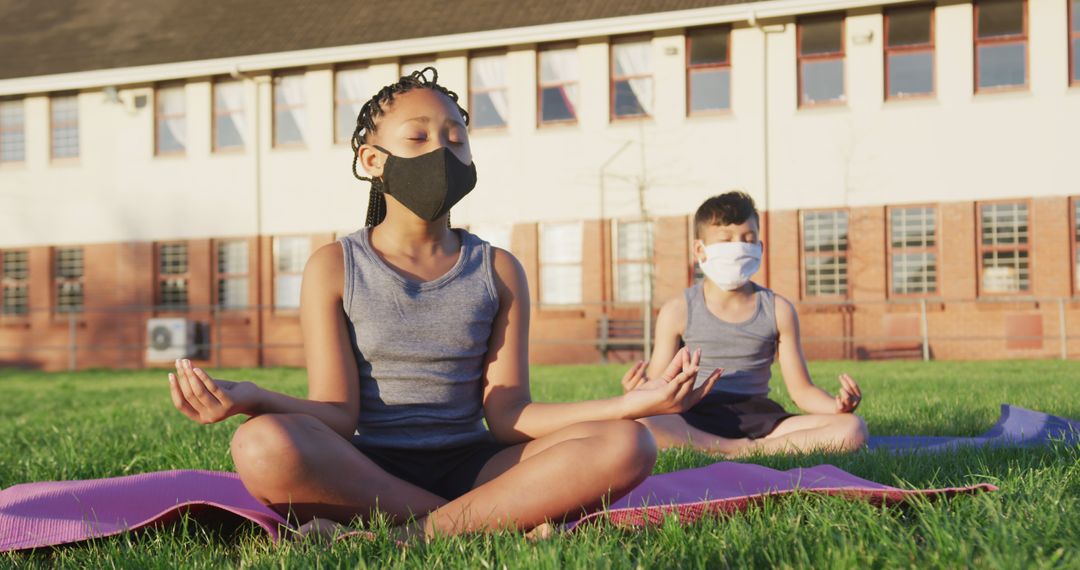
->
[296, 517, 348, 542]
[711, 437, 753, 457]
[525, 522, 556, 542]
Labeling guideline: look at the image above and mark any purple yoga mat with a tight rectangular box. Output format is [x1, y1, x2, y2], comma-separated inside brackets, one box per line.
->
[867, 405, 1080, 453]
[1, 463, 994, 552]
[565, 462, 994, 530]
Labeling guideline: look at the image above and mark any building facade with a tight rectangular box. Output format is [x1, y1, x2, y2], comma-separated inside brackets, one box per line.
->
[1, 0, 1079, 370]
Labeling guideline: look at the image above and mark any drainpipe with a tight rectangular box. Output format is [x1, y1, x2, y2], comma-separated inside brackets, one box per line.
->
[751, 11, 786, 288]
[231, 65, 269, 367]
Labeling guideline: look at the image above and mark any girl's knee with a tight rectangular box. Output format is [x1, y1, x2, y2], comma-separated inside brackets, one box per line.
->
[230, 414, 308, 475]
[597, 420, 658, 484]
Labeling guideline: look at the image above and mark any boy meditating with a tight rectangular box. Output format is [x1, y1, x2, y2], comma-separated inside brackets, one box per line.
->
[623, 191, 868, 456]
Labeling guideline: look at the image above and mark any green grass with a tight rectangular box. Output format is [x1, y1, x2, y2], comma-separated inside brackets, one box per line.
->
[1, 360, 1079, 569]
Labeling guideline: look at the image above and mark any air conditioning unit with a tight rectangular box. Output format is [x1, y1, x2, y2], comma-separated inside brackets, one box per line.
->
[146, 318, 196, 362]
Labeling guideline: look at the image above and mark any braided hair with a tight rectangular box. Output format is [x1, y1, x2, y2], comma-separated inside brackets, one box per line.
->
[350, 67, 470, 226]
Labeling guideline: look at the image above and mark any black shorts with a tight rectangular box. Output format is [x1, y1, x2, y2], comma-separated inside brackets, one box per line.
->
[680, 392, 795, 440]
[351, 439, 509, 501]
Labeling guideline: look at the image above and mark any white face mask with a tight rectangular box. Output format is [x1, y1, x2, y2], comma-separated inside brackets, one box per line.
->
[697, 242, 762, 291]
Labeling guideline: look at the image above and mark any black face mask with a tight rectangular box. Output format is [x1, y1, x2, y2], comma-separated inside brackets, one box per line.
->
[373, 145, 477, 222]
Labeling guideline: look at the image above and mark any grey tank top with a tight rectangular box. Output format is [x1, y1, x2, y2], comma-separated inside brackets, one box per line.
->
[338, 227, 498, 450]
[682, 281, 779, 396]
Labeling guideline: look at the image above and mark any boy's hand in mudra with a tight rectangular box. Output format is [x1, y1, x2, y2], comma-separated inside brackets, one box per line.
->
[168, 358, 259, 424]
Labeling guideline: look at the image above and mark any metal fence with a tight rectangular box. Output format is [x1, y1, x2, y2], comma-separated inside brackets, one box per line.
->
[0, 296, 1077, 371]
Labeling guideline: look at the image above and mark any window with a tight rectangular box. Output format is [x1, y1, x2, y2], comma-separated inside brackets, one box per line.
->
[798, 15, 846, 106]
[470, 53, 509, 129]
[274, 236, 309, 309]
[802, 210, 848, 297]
[1, 250, 29, 316]
[213, 78, 245, 151]
[0, 99, 25, 163]
[54, 247, 84, 313]
[401, 58, 436, 78]
[611, 38, 653, 119]
[889, 207, 937, 295]
[538, 45, 579, 124]
[686, 27, 732, 113]
[975, 0, 1027, 91]
[1071, 0, 1079, 84]
[215, 240, 249, 310]
[273, 72, 306, 146]
[979, 202, 1029, 294]
[615, 220, 653, 303]
[156, 83, 186, 155]
[885, 5, 935, 98]
[157, 243, 189, 310]
[539, 222, 583, 305]
[50, 94, 79, 159]
[468, 223, 513, 253]
[334, 65, 368, 144]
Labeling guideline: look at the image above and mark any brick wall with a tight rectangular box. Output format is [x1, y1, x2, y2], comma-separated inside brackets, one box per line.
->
[3, 196, 1079, 371]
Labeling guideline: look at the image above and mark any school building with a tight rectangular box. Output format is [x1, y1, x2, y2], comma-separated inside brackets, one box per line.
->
[1, 0, 1078, 371]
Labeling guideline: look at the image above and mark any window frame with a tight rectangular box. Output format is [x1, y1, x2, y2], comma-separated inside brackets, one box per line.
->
[1070, 0, 1080, 86]
[685, 25, 733, 116]
[213, 239, 250, 311]
[272, 70, 307, 149]
[155, 81, 187, 156]
[53, 246, 85, 315]
[973, 0, 1029, 93]
[211, 77, 245, 153]
[886, 204, 940, 298]
[333, 63, 368, 145]
[883, 4, 936, 100]
[976, 198, 1033, 297]
[0, 249, 30, 319]
[468, 50, 510, 132]
[796, 14, 847, 108]
[612, 219, 654, 304]
[0, 98, 25, 164]
[609, 36, 655, 122]
[49, 92, 80, 161]
[272, 235, 310, 313]
[155, 241, 190, 312]
[799, 208, 850, 300]
[538, 221, 585, 307]
[537, 42, 580, 127]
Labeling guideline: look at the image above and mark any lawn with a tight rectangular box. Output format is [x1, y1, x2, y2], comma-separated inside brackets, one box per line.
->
[1, 360, 1078, 568]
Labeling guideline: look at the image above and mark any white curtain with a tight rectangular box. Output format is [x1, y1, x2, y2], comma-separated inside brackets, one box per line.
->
[336, 68, 367, 140]
[159, 87, 186, 150]
[613, 42, 654, 115]
[276, 75, 307, 141]
[471, 55, 510, 124]
[540, 48, 579, 115]
[215, 80, 245, 145]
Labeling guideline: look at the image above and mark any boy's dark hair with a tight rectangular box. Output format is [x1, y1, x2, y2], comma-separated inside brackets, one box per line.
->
[350, 67, 469, 226]
[693, 191, 759, 238]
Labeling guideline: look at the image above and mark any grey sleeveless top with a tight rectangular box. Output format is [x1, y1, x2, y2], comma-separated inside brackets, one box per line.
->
[338, 227, 498, 450]
[682, 282, 779, 396]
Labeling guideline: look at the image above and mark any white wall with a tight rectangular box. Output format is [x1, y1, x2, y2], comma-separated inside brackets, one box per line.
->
[1, 0, 1076, 248]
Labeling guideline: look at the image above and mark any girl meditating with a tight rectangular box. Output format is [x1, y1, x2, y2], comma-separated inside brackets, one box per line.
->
[166, 68, 719, 539]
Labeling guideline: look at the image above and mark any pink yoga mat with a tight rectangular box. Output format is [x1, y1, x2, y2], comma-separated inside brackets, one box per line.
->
[0, 463, 994, 552]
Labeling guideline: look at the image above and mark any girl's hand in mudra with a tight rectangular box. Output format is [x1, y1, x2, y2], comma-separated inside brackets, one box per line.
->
[168, 358, 259, 424]
[620, 347, 721, 417]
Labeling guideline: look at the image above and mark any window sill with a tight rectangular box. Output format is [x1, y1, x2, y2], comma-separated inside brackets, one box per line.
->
[534, 306, 587, 318]
[0, 318, 31, 329]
